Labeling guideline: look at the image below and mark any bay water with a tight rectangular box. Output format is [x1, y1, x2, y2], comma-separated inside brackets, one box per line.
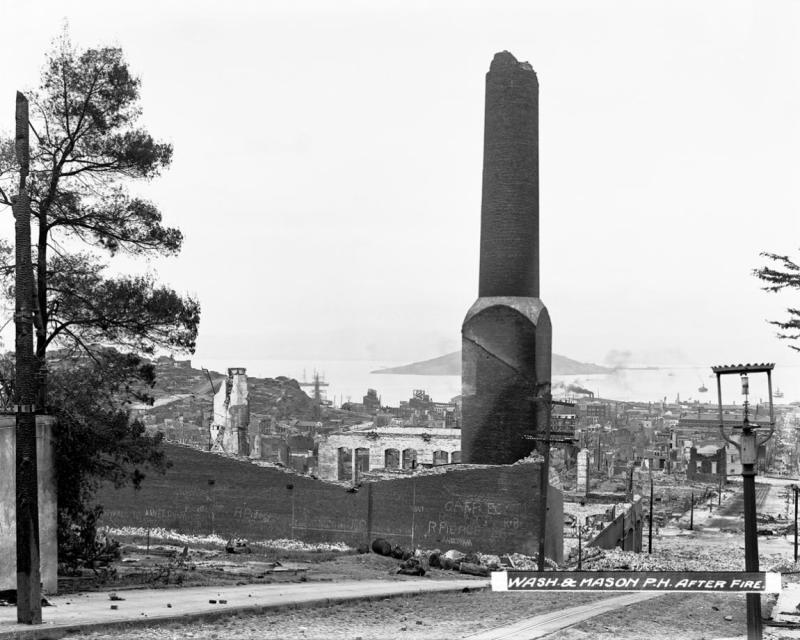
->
[194, 358, 800, 408]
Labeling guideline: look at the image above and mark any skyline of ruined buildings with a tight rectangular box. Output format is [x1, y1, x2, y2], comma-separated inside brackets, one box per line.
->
[200, 365, 464, 477]
[203, 366, 464, 482]
[462, 51, 552, 464]
[151, 359, 790, 487]
[157, 51, 776, 490]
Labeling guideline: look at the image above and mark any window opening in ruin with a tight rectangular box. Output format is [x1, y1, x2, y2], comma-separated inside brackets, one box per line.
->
[385, 448, 399, 469]
[402, 448, 417, 470]
[433, 450, 449, 466]
[355, 447, 370, 479]
[338, 447, 353, 481]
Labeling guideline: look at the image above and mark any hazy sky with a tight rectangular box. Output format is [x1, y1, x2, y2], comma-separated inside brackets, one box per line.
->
[1, 0, 799, 367]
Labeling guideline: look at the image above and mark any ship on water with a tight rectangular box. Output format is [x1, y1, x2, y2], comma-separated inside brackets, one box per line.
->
[299, 370, 332, 406]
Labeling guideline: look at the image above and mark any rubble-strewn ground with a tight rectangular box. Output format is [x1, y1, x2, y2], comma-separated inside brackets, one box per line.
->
[60, 528, 510, 597]
[551, 591, 762, 639]
[62, 591, 612, 640]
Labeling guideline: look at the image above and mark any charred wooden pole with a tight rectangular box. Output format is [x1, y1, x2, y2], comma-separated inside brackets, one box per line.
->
[596, 430, 601, 471]
[537, 389, 552, 571]
[13, 91, 42, 625]
[528, 397, 573, 571]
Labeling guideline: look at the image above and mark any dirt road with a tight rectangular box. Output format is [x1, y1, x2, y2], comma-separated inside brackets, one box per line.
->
[462, 592, 662, 639]
[707, 482, 771, 529]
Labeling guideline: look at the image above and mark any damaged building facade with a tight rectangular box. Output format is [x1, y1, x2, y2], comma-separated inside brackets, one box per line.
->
[317, 426, 462, 482]
[210, 367, 255, 456]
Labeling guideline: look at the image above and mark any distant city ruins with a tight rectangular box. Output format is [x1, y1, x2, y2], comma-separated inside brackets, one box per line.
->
[100, 52, 792, 569]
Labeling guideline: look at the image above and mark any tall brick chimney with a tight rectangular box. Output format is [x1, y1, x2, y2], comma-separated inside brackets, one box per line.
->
[461, 52, 552, 465]
[479, 51, 540, 299]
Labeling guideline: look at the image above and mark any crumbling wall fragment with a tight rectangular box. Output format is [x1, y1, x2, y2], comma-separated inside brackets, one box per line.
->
[210, 367, 250, 456]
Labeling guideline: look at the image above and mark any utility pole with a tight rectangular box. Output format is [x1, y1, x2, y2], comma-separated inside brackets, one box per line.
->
[596, 428, 601, 471]
[13, 92, 42, 625]
[649, 473, 654, 554]
[794, 484, 798, 564]
[526, 394, 575, 572]
[741, 415, 762, 640]
[714, 363, 776, 640]
[312, 372, 322, 421]
[536, 386, 552, 572]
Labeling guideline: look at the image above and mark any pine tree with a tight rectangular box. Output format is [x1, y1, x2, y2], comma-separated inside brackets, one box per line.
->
[754, 252, 800, 350]
[0, 31, 199, 554]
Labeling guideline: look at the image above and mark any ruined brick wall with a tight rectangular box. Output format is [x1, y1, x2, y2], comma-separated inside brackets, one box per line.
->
[588, 499, 644, 552]
[228, 369, 249, 455]
[687, 446, 727, 481]
[97, 443, 563, 559]
[160, 421, 207, 449]
[211, 368, 249, 455]
[369, 464, 562, 559]
[318, 428, 462, 481]
[259, 436, 289, 464]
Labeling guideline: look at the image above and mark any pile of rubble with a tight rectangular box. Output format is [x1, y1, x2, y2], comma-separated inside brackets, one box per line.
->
[108, 527, 353, 553]
[572, 547, 739, 571]
[568, 546, 800, 572]
[756, 512, 794, 536]
[368, 538, 557, 576]
[766, 557, 800, 573]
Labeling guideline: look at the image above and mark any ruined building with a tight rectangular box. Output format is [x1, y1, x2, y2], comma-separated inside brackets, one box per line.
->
[461, 51, 552, 464]
[210, 367, 252, 456]
[317, 426, 462, 482]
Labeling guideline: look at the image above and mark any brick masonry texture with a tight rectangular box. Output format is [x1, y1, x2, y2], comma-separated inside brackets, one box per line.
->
[479, 51, 539, 298]
[462, 298, 552, 464]
[461, 52, 551, 466]
[589, 499, 644, 552]
[317, 429, 461, 480]
[96, 443, 563, 560]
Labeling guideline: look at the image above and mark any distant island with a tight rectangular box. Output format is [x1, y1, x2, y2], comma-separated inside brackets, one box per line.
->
[372, 351, 612, 376]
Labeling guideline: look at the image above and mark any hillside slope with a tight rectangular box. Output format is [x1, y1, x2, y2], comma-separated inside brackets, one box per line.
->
[144, 357, 315, 424]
